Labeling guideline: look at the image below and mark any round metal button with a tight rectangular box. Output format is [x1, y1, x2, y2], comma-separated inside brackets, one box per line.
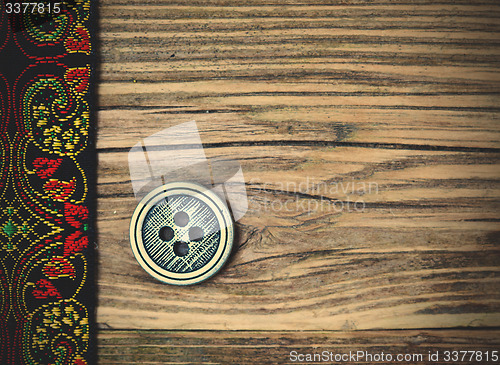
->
[130, 182, 234, 285]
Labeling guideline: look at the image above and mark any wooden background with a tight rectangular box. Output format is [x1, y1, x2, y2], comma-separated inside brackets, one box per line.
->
[95, 0, 500, 363]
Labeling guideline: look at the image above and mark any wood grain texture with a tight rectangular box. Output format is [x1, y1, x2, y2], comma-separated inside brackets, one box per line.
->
[98, 330, 500, 364]
[96, 0, 500, 361]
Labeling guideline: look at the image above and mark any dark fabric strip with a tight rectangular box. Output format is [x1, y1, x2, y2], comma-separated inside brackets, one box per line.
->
[0, 1, 97, 364]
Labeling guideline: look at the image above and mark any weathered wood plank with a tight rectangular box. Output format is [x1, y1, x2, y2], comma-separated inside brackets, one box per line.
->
[96, 2, 500, 149]
[95, 0, 500, 335]
[97, 330, 500, 364]
[96, 145, 500, 330]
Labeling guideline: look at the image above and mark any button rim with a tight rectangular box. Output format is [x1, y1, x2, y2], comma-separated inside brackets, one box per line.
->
[130, 181, 234, 285]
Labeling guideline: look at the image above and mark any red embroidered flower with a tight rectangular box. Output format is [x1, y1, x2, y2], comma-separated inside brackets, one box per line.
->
[32, 157, 63, 179]
[64, 231, 89, 256]
[64, 203, 89, 229]
[64, 26, 91, 54]
[32, 279, 61, 299]
[65, 67, 90, 94]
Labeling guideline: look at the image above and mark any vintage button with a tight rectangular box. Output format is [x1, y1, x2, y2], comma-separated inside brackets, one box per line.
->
[130, 182, 234, 285]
